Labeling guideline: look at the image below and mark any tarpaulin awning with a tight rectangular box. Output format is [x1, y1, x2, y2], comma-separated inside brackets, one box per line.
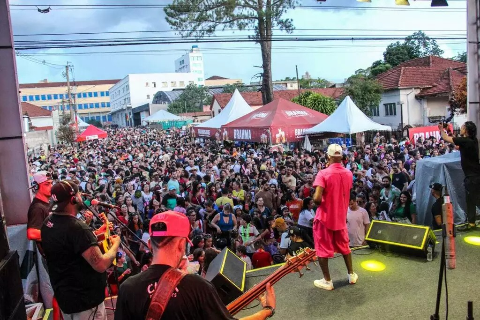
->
[144, 110, 182, 122]
[76, 124, 108, 142]
[194, 89, 253, 139]
[221, 98, 328, 143]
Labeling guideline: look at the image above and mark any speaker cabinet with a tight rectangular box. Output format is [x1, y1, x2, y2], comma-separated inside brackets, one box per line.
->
[0, 251, 27, 320]
[205, 247, 246, 305]
[366, 220, 436, 257]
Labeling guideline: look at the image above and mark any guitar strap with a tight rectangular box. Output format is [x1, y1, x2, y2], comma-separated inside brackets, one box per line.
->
[145, 267, 186, 320]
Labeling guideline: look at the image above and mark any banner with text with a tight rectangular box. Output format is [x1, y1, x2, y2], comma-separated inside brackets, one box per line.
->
[408, 124, 453, 142]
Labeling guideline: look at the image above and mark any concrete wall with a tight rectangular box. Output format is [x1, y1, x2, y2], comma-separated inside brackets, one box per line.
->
[372, 90, 402, 128]
[149, 103, 168, 115]
[25, 130, 51, 149]
[30, 116, 53, 128]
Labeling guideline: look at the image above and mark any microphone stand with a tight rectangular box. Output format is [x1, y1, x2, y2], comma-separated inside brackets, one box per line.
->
[105, 209, 148, 248]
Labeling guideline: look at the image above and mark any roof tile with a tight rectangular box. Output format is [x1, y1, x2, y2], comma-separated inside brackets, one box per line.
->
[22, 102, 52, 117]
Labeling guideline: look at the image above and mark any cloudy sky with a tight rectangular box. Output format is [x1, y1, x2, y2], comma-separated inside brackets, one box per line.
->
[9, 0, 467, 85]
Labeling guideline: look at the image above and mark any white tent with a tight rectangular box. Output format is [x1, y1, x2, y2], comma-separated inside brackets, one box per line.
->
[75, 116, 89, 128]
[305, 96, 391, 135]
[197, 89, 253, 129]
[144, 109, 182, 122]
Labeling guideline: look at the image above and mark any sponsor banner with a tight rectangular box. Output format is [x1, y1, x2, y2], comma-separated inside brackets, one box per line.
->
[85, 135, 99, 141]
[193, 127, 222, 140]
[408, 124, 453, 142]
[223, 125, 315, 143]
[328, 138, 352, 147]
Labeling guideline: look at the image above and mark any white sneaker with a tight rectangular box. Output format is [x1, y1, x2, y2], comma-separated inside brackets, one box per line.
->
[314, 278, 334, 291]
[348, 272, 358, 284]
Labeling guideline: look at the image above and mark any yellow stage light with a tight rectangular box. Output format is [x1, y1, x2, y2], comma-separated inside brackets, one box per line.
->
[361, 260, 386, 272]
[464, 236, 480, 246]
[395, 0, 410, 5]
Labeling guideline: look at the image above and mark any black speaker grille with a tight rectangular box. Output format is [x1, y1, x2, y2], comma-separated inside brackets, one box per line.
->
[367, 222, 427, 248]
[221, 251, 245, 291]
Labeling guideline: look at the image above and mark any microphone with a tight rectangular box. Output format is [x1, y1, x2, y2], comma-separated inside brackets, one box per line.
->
[91, 199, 119, 209]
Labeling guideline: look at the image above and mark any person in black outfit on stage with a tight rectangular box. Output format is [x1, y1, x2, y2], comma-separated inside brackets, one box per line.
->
[439, 121, 480, 229]
[27, 171, 53, 245]
[430, 183, 444, 230]
[115, 210, 276, 320]
[41, 180, 120, 320]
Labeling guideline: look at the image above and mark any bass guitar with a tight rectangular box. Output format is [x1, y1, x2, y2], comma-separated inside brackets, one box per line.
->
[227, 248, 317, 316]
[97, 212, 116, 265]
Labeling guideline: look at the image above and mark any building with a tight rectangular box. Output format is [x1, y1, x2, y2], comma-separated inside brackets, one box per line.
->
[273, 80, 299, 90]
[175, 45, 205, 86]
[19, 79, 118, 124]
[210, 88, 345, 117]
[109, 73, 200, 127]
[21, 102, 56, 149]
[205, 76, 242, 87]
[373, 56, 467, 129]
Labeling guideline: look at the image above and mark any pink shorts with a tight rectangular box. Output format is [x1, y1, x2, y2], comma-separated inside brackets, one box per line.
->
[313, 220, 351, 258]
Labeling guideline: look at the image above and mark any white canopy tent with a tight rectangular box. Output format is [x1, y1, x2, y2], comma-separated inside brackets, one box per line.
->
[305, 96, 391, 135]
[144, 109, 182, 122]
[197, 89, 253, 129]
[75, 116, 89, 128]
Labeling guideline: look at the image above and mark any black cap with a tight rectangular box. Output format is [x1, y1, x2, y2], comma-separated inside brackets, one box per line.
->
[50, 180, 79, 212]
[430, 183, 443, 192]
[288, 226, 303, 237]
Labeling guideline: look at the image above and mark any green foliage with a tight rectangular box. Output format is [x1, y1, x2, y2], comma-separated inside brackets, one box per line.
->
[56, 115, 75, 144]
[299, 78, 331, 89]
[164, 0, 299, 104]
[369, 60, 392, 78]
[168, 84, 211, 114]
[86, 119, 102, 128]
[383, 31, 443, 67]
[292, 92, 337, 115]
[343, 75, 383, 116]
[453, 51, 467, 63]
[222, 83, 254, 93]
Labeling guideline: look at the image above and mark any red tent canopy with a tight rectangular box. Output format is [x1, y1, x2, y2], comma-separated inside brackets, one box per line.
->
[76, 125, 108, 142]
[221, 98, 328, 143]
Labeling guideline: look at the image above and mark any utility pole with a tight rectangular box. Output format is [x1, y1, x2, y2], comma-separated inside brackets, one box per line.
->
[467, 0, 480, 138]
[65, 63, 74, 120]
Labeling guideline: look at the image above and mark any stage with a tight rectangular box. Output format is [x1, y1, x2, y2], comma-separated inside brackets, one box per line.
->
[237, 229, 480, 320]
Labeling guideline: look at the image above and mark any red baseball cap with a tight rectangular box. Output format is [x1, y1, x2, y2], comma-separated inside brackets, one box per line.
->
[149, 211, 193, 245]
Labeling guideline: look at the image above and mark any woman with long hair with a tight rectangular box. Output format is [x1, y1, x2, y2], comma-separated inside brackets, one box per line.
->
[124, 196, 137, 217]
[127, 214, 143, 255]
[391, 191, 416, 224]
[297, 197, 314, 239]
[211, 203, 237, 248]
[202, 248, 219, 277]
[190, 181, 205, 207]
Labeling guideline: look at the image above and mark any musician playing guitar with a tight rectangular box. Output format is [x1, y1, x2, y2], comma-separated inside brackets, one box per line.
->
[41, 181, 120, 320]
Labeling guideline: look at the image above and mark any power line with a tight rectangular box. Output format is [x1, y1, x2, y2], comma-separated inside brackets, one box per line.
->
[16, 53, 65, 69]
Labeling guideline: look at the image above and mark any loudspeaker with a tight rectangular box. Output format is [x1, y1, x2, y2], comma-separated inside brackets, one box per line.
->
[0, 251, 27, 320]
[205, 247, 246, 305]
[366, 220, 436, 257]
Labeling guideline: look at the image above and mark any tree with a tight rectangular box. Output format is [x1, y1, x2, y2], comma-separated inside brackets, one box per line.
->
[453, 51, 467, 63]
[450, 77, 467, 114]
[168, 83, 211, 114]
[383, 42, 418, 67]
[164, 0, 298, 105]
[299, 77, 331, 89]
[343, 74, 383, 116]
[222, 83, 254, 93]
[86, 119, 102, 128]
[292, 92, 337, 115]
[369, 60, 392, 78]
[56, 115, 75, 144]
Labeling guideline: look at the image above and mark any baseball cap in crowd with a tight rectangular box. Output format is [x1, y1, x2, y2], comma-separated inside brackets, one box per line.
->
[168, 185, 177, 191]
[33, 171, 52, 184]
[274, 217, 287, 230]
[327, 144, 343, 157]
[149, 211, 193, 245]
[288, 226, 303, 237]
[430, 183, 443, 192]
[50, 180, 79, 212]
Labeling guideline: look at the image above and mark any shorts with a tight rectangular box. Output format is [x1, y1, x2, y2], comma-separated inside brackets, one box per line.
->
[313, 220, 351, 258]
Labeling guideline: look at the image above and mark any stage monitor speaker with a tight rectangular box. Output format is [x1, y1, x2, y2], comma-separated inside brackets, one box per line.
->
[0, 251, 27, 320]
[205, 247, 246, 305]
[366, 220, 436, 257]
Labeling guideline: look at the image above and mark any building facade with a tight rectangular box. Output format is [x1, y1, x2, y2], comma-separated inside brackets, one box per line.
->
[19, 79, 118, 124]
[109, 73, 200, 127]
[175, 45, 205, 86]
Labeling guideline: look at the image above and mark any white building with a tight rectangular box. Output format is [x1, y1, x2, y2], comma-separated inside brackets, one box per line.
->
[175, 45, 205, 86]
[373, 56, 467, 130]
[109, 73, 199, 127]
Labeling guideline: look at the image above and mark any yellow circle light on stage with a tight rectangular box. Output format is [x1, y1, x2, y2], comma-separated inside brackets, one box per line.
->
[361, 260, 386, 272]
[464, 236, 480, 246]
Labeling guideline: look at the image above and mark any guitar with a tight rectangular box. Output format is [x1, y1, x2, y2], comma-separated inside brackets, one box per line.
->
[98, 212, 116, 266]
[227, 248, 317, 316]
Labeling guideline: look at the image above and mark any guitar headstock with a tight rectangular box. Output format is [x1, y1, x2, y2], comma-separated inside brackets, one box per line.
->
[284, 248, 317, 278]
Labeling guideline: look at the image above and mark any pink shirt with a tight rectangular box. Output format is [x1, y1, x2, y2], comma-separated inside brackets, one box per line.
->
[313, 163, 353, 231]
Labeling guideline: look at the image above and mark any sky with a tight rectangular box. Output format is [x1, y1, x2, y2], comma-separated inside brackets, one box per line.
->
[9, 0, 468, 85]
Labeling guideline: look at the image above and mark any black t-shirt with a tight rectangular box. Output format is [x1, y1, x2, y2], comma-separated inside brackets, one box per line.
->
[41, 214, 106, 314]
[392, 172, 408, 191]
[431, 197, 444, 230]
[115, 264, 236, 320]
[27, 197, 50, 230]
[453, 137, 480, 177]
[287, 241, 310, 257]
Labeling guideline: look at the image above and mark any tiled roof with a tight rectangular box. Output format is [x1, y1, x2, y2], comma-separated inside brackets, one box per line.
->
[206, 76, 228, 80]
[19, 79, 119, 89]
[33, 126, 54, 131]
[376, 56, 466, 91]
[212, 88, 345, 109]
[417, 68, 466, 98]
[22, 102, 52, 117]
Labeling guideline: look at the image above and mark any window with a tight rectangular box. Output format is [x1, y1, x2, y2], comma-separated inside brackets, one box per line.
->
[107, 102, 110, 107]
[47, 94, 52, 100]
[53, 94, 58, 99]
[147, 94, 151, 99]
[171, 81, 177, 87]
[102, 116, 107, 122]
[59, 94, 64, 99]
[89, 103, 94, 109]
[106, 91, 110, 96]
[41, 95, 46, 101]
[370, 106, 380, 117]
[28, 95, 34, 101]
[95, 103, 100, 108]
[96, 116, 101, 121]
[108, 115, 112, 121]
[198, 78, 203, 82]
[162, 82, 168, 87]
[66, 105, 70, 110]
[101, 102, 106, 108]
[100, 91, 105, 97]
[77, 93, 81, 98]
[84, 116, 90, 121]
[93, 92, 98, 97]
[82, 93, 87, 98]
[78, 104, 83, 109]
[384, 103, 396, 116]
[153, 82, 156, 88]
[88, 92, 93, 98]
[22, 96, 27, 102]
[179, 81, 185, 87]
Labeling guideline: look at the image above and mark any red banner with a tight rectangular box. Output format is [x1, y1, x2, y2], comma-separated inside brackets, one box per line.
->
[222, 125, 312, 143]
[408, 124, 453, 142]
